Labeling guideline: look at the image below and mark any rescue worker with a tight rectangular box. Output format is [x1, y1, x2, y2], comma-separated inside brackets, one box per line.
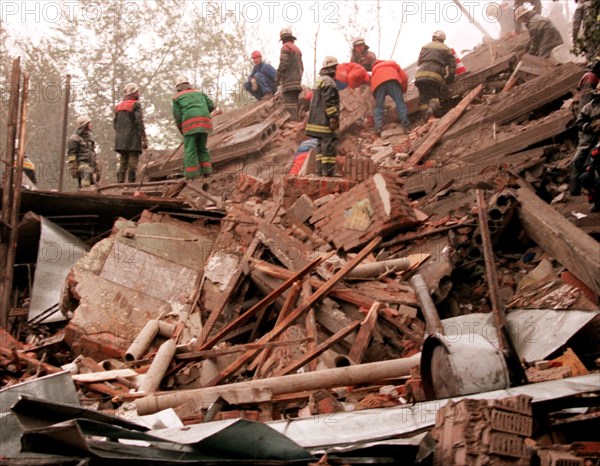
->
[570, 81, 600, 196]
[514, 0, 541, 14]
[335, 62, 370, 89]
[512, 1, 542, 33]
[306, 56, 340, 177]
[580, 142, 600, 212]
[515, 6, 564, 58]
[244, 50, 277, 101]
[415, 30, 456, 121]
[276, 27, 304, 121]
[370, 60, 411, 136]
[172, 75, 220, 179]
[114, 82, 148, 183]
[67, 115, 97, 189]
[577, 59, 600, 111]
[350, 37, 377, 72]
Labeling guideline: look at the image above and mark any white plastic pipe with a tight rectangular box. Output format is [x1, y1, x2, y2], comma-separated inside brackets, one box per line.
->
[124, 319, 160, 362]
[138, 338, 177, 394]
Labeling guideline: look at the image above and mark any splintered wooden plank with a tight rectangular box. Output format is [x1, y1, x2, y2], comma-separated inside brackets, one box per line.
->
[205, 237, 382, 387]
[515, 180, 600, 296]
[199, 254, 327, 351]
[273, 320, 361, 377]
[251, 259, 418, 308]
[405, 84, 483, 168]
[347, 302, 381, 364]
[72, 369, 139, 383]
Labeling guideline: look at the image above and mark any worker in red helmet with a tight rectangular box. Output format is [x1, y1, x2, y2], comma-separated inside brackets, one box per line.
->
[244, 50, 277, 101]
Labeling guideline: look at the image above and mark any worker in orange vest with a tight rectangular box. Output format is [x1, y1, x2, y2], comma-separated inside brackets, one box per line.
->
[370, 60, 410, 136]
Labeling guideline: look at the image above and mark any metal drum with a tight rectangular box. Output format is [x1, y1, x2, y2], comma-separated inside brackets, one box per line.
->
[421, 333, 510, 399]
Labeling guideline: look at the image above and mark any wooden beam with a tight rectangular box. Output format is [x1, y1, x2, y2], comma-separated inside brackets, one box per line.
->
[405, 84, 483, 168]
[303, 279, 318, 372]
[176, 339, 310, 361]
[460, 109, 573, 164]
[347, 302, 381, 364]
[273, 320, 361, 377]
[445, 62, 583, 141]
[515, 181, 600, 296]
[251, 280, 302, 375]
[199, 236, 261, 344]
[204, 237, 381, 387]
[251, 259, 417, 309]
[198, 254, 328, 351]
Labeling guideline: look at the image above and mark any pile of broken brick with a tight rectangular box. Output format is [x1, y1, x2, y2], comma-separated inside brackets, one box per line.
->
[1, 33, 599, 465]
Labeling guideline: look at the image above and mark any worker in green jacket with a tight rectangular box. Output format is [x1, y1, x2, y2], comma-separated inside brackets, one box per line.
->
[172, 75, 221, 179]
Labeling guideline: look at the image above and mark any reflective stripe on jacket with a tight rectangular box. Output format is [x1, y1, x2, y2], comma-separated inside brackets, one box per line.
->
[172, 89, 215, 135]
[114, 97, 147, 152]
[306, 74, 339, 137]
[415, 41, 456, 85]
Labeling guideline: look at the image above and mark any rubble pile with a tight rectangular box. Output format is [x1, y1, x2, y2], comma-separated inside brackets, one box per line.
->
[1, 33, 599, 465]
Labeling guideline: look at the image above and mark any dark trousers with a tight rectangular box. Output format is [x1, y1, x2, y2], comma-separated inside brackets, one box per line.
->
[282, 90, 300, 121]
[315, 135, 338, 177]
[244, 72, 276, 100]
[117, 150, 140, 183]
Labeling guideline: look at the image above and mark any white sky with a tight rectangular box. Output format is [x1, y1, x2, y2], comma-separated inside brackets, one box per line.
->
[2, 1, 577, 85]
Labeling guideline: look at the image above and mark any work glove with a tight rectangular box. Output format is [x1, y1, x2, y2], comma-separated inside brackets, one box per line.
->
[329, 117, 339, 131]
[69, 161, 78, 179]
[250, 78, 258, 92]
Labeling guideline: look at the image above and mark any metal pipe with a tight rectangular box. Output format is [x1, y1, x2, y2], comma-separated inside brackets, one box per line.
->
[138, 338, 176, 393]
[135, 353, 421, 415]
[410, 274, 444, 336]
[344, 257, 411, 280]
[124, 319, 159, 362]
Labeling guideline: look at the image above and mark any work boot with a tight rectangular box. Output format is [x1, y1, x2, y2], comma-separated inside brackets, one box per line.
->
[127, 170, 136, 183]
[316, 160, 322, 176]
[591, 203, 600, 213]
[116, 171, 125, 184]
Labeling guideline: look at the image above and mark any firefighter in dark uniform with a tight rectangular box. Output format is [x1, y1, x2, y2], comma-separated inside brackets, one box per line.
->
[67, 115, 98, 189]
[306, 56, 340, 177]
[415, 30, 456, 121]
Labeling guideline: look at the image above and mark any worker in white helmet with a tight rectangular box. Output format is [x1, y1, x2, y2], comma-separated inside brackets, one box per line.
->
[67, 115, 98, 189]
[414, 31, 456, 122]
[114, 82, 148, 183]
[172, 75, 221, 179]
[276, 27, 304, 121]
[306, 56, 340, 177]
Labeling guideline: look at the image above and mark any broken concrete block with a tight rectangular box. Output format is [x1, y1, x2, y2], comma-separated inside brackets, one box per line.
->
[289, 194, 315, 224]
